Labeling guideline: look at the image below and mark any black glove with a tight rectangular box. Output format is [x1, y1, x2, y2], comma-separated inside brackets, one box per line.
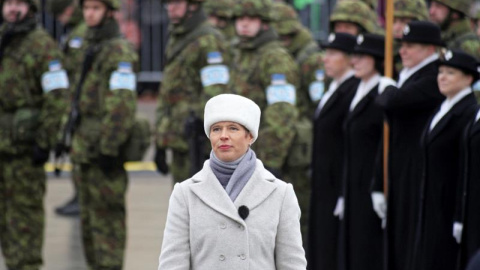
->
[154, 148, 169, 174]
[98, 154, 121, 173]
[33, 144, 50, 166]
[265, 166, 282, 179]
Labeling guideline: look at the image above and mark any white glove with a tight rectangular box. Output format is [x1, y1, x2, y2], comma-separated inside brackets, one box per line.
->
[453, 222, 463, 244]
[333, 197, 345, 220]
[378, 76, 396, 94]
[371, 192, 387, 223]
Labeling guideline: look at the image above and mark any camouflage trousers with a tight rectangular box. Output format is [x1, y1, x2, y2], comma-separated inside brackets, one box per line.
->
[78, 163, 128, 270]
[284, 166, 311, 250]
[0, 155, 45, 270]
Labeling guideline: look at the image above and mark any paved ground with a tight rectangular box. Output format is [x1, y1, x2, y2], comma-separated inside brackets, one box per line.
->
[0, 99, 174, 270]
[0, 171, 172, 270]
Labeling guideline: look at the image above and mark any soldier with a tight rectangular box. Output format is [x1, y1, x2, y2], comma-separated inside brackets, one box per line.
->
[272, 1, 324, 117]
[329, 0, 379, 36]
[154, 0, 230, 183]
[66, 0, 138, 268]
[228, 0, 307, 243]
[203, 0, 236, 43]
[270, 1, 320, 247]
[392, 0, 429, 76]
[0, 0, 69, 268]
[429, 0, 480, 59]
[47, 0, 87, 76]
[47, 0, 87, 217]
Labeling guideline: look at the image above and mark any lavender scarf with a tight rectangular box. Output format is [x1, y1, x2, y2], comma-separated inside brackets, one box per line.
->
[209, 148, 257, 202]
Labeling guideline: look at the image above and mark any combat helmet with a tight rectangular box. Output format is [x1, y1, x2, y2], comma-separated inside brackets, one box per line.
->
[204, 0, 233, 18]
[233, 0, 274, 22]
[329, 0, 378, 33]
[394, 0, 429, 21]
[271, 2, 302, 35]
[80, 0, 120, 10]
[432, 0, 470, 16]
[361, 0, 378, 11]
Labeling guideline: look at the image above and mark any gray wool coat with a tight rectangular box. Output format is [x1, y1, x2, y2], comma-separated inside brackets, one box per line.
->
[158, 159, 307, 270]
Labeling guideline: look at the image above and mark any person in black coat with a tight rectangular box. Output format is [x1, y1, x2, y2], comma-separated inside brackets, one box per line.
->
[339, 33, 390, 270]
[456, 103, 480, 269]
[373, 21, 446, 270]
[308, 32, 359, 270]
[414, 49, 479, 270]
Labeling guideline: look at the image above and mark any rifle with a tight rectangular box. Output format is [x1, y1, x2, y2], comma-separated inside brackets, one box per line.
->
[55, 45, 96, 176]
[184, 110, 205, 177]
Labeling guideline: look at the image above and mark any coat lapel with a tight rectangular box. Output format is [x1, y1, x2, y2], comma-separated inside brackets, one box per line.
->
[233, 160, 278, 211]
[428, 94, 476, 142]
[190, 162, 244, 224]
[347, 86, 377, 121]
[470, 109, 480, 137]
[318, 89, 341, 116]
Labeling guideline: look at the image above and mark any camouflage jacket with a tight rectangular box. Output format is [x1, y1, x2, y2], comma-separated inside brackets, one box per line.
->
[0, 18, 69, 155]
[443, 18, 480, 59]
[228, 28, 300, 170]
[62, 21, 88, 78]
[156, 10, 230, 151]
[289, 27, 324, 118]
[69, 18, 138, 163]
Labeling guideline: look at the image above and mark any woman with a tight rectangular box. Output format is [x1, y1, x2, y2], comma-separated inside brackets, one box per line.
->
[157, 94, 307, 270]
[339, 33, 388, 270]
[308, 32, 359, 270]
[414, 49, 478, 270]
[457, 103, 480, 269]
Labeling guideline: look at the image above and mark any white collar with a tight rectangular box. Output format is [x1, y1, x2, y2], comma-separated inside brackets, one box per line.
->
[335, 69, 355, 86]
[350, 73, 381, 111]
[398, 53, 439, 87]
[476, 109, 480, 123]
[442, 87, 472, 109]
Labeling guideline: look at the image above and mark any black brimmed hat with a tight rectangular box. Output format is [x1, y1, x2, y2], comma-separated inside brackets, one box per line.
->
[400, 21, 445, 47]
[354, 33, 385, 58]
[320, 32, 357, 54]
[439, 49, 480, 81]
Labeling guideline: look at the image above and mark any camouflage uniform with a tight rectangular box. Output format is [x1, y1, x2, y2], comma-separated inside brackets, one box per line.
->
[393, 0, 429, 76]
[0, 0, 69, 268]
[271, 1, 321, 244]
[329, 0, 380, 34]
[229, 0, 307, 240]
[203, 0, 236, 43]
[272, 2, 324, 117]
[155, 0, 230, 183]
[47, 0, 87, 216]
[67, 0, 138, 267]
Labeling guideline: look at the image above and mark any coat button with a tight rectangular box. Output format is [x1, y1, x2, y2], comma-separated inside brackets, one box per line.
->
[238, 225, 245, 231]
[220, 223, 227, 229]
[239, 254, 246, 260]
[219, 255, 225, 261]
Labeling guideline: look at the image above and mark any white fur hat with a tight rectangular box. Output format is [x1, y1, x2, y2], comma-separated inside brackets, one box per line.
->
[204, 94, 261, 143]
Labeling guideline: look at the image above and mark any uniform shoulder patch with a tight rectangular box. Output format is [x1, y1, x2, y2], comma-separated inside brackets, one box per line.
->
[41, 60, 69, 92]
[266, 74, 296, 105]
[309, 70, 325, 102]
[109, 62, 136, 91]
[200, 51, 229, 87]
